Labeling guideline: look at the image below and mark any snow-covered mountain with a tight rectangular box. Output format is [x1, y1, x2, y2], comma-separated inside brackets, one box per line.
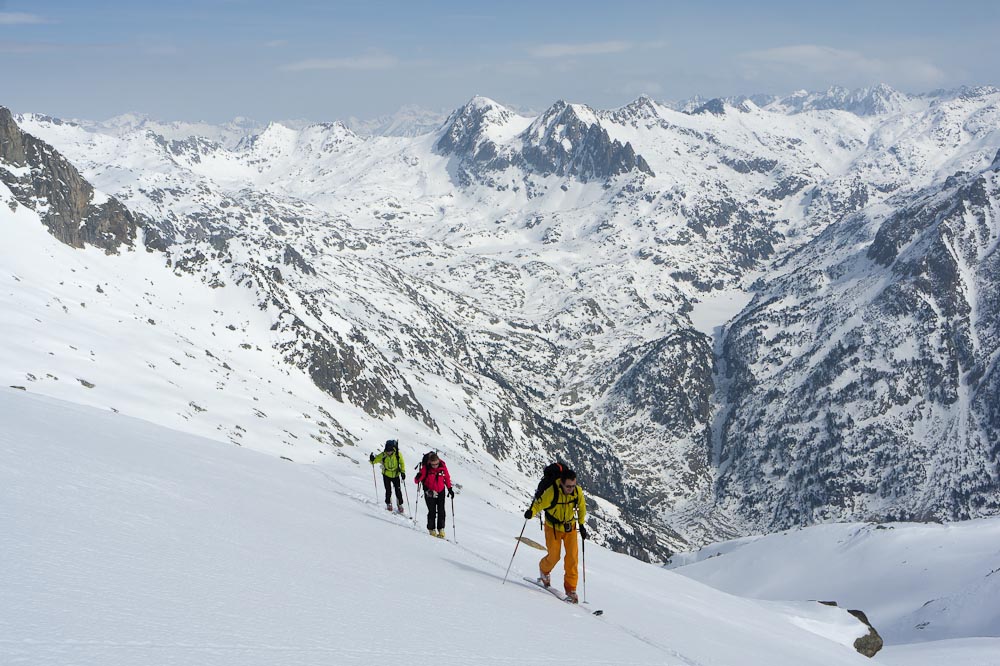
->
[3, 83, 1000, 559]
[716, 142, 1000, 534]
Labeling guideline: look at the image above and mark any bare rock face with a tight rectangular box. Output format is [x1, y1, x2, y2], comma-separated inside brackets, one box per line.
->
[0, 107, 137, 253]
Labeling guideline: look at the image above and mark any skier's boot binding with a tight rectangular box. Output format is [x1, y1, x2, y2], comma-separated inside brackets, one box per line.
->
[539, 571, 551, 588]
[436, 529, 445, 539]
[565, 589, 579, 604]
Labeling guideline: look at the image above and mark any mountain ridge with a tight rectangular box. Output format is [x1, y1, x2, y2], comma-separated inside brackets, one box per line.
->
[4, 82, 1000, 557]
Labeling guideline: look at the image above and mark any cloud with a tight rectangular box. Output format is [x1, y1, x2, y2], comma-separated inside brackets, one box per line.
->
[527, 40, 632, 58]
[281, 53, 399, 72]
[740, 44, 948, 89]
[0, 12, 46, 25]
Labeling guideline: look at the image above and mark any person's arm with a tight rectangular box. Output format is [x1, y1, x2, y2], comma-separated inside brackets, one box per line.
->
[527, 485, 555, 518]
[577, 489, 588, 538]
[371, 452, 383, 465]
[444, 463, 454, 496]
[398, 453, 406, 479]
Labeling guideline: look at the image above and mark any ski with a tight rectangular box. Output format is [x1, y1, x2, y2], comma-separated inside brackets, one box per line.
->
[522, 577, 603, 615]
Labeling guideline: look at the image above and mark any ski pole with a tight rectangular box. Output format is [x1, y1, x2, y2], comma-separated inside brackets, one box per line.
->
[403, 476, 412, 522]
[502, 519, 528, 585]
[582, 530, 587, 604]
[371, 456, 378, 503]
[451, 494, 457, 543]
[414, 483, 422, 527]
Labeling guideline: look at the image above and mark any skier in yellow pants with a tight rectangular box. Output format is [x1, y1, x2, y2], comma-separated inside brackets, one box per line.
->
[524, 468, 588, 603]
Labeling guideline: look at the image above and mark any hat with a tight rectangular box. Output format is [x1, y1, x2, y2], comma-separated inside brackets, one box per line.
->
[385, 439, 398, 450]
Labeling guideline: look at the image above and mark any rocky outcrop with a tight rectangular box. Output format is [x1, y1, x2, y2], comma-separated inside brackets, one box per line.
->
[0, 107, 138, 253]
[435, 97, 653, 184]
[520, 101, 654, 181]
[848, 609, 884, 657]
[817, 602, 883, 657]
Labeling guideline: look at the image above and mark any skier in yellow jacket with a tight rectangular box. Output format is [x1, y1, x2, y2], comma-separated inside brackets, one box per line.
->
[370, 440, 406, 513]
[524, 468, 588, 603]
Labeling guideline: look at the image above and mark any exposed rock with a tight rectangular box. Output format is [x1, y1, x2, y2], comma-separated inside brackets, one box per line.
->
[848, 609, 884, 657]
[0, 107, 138, 253]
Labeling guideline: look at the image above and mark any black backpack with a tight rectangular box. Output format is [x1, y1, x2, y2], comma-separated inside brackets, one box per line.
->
[415, 451, 437, 481]
[534, 461, 566, 501]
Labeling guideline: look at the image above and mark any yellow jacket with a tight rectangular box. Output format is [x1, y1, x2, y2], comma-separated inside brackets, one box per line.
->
[372, 450, 405, 478]
[529, 483, 586, 532]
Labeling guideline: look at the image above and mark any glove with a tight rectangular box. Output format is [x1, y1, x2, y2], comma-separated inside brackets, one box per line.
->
[369, 453, 375, 463]
[401, 473, 406, 481]
[447, 487, 454, 498]
[524, 508, 533, 519]
[579, 525, 588, 540]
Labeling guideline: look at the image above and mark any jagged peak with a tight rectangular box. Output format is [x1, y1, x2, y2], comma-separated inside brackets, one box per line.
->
[302, 119, 355, 135]
[690, 98, 729, 116]
[464, 95, 508, 112]
[525, 100, 602, 143]
[624, 94, 661, 113]
[436, 96, 525, 154]
[601, 95, 666, 126]
[235, 121, 299, 153]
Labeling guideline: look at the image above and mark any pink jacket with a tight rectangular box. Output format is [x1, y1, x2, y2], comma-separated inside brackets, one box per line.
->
[415, 460, 452, 493]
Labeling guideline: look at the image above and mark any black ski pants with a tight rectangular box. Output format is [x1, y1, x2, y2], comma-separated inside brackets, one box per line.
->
[424, 490, 446, 530]
[383, 475, 403, 506]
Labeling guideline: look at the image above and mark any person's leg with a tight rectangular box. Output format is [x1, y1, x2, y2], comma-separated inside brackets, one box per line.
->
[435, 493, 446, 529]
[563, 529, 579, 594]
[392, 476, 403, 506]
[539, 523, 562, 584]
[382, 475, 392, 507]
[425, 494, 436, 531]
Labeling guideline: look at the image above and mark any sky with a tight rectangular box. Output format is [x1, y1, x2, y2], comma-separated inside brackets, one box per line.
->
[1, 0, 997, 123]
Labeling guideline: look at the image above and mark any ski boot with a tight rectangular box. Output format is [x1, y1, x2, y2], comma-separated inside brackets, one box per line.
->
[435, 529, 445, 539]
[428, 529, 436, 536]
[539, 571, 551, 588]
[564, 589, 579, 604]
[385, 502, 393, 512]
[396, 503, 405, 514]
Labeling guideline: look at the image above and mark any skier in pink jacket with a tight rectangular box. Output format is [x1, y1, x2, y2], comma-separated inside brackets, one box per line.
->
[414, 452, 453, 538]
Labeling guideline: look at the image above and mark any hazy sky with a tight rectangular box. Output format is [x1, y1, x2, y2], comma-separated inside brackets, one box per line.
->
[2, 0, 997, 123]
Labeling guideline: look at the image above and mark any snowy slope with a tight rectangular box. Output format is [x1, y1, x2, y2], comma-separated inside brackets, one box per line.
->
[2, 388, 878, 666]
[667, 520, 1000, 649]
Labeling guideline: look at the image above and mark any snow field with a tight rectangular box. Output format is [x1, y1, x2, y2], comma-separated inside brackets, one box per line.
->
[2, 389, 874, 666]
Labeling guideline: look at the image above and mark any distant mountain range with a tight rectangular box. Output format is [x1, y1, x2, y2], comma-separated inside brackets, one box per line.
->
[3, 83, 999, 560]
